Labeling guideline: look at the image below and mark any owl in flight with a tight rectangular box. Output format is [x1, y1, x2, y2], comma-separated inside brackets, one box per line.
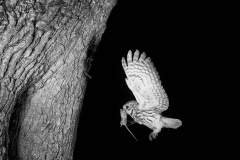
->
[120, 50, 182, 141]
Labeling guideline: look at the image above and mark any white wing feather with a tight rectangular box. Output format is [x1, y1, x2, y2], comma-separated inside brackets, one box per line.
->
[122, 50, 169, 111]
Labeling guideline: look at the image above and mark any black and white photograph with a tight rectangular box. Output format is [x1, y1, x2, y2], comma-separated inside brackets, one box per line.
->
[0, 0, 238, 159]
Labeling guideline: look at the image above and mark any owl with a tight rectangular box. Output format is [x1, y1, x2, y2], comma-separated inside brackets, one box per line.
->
[120, 50, 182, 141]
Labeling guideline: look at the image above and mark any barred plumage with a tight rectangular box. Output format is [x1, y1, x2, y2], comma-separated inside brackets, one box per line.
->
[120, 50, 182, 141]
[121, 50, 169, 112]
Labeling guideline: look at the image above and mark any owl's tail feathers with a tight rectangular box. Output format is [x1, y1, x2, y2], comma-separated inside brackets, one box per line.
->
[162, 117, 182, 129]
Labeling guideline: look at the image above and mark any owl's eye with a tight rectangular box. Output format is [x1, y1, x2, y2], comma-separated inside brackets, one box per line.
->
[125, 105, 129, 110]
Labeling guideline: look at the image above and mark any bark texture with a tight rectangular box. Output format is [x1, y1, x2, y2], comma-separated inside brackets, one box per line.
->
[0, 0, 116, 159]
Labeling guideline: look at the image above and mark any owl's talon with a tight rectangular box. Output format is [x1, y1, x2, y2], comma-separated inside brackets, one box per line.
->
[149, 132, 158, 141]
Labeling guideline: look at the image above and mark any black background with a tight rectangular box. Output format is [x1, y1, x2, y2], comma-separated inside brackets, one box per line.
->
[75, 0, 238, 157]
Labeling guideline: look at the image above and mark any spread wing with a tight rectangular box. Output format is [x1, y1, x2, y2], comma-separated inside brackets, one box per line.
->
[122, 50, 169, 112]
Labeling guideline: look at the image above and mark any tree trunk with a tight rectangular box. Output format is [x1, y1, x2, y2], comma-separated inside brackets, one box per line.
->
[0, 0, 116, 159]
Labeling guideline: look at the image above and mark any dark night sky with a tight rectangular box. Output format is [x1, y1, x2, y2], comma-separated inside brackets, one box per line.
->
[75, 0, 238, 156]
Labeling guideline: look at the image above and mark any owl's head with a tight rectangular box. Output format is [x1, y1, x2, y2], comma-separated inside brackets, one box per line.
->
[123, 100, 139, 115]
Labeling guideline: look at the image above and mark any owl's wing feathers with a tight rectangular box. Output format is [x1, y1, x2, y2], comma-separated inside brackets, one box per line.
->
[122, 50, 169, 112]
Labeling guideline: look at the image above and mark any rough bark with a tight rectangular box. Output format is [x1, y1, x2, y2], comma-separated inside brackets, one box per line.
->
[0, 0, 116, 159]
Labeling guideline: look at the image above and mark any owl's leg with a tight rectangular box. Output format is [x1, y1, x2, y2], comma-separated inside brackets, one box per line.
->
[149, 119, 164, 141]
[149, 117, 182, 140]
[149, 127, 163, 141]
[149, 131, 158, 141]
